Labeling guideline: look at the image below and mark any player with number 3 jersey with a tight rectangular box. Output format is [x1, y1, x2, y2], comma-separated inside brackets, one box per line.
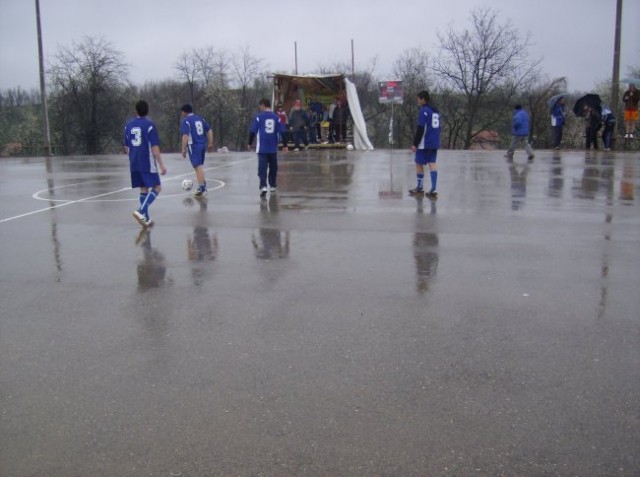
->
[409, 90, 441, 198]
[124, 100, 167, 228]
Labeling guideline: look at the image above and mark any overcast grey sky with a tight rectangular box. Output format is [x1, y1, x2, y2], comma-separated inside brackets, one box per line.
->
[0, 0, 638, 93]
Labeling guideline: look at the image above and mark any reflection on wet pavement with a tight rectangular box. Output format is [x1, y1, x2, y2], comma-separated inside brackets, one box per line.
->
[1, 150, 639, 476]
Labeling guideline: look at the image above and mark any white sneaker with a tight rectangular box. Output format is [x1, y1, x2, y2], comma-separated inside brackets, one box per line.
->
[630, 133, 635, 139]
[624, 133, 629, 138]
[132, 210, 153, 228]
[270, 186, 277, 192]
[132, 210, 146, 226]
[260, 187, 267, 197]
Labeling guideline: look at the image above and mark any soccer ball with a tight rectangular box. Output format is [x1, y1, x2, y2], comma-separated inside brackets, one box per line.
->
[346, 144, 354, 151]
[181, 179, 194, 191]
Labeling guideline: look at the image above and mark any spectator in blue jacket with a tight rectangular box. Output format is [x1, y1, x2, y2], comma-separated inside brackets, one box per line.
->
[601, 106, 615, 151]
[505, 104, 535, 161]
[550, 97, 567, 149]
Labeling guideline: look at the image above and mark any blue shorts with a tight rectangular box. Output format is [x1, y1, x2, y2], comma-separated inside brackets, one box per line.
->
[188, 144, 206, 168]
[415, 149, 438, 165]
[131, 171, 161, 189]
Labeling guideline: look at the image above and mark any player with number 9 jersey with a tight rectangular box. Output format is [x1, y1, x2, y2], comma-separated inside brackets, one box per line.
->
[250, 104, 286, 153]
[248, 98, 288, 197]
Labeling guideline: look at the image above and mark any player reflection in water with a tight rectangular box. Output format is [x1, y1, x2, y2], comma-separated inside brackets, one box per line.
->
[136, 230, 166, 289]
[509, 160, 529, 211]
[184, 197, 217, 286]
[547, 151, 564, 198]
[252, 195, 289, 260]
[187, 226, 218, 286]
[413, 196, 439, 294]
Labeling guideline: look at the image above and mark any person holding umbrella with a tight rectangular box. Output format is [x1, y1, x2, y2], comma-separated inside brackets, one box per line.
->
[504, 104, 535, 161]
[584, 104, 601, 150]
[622, 83, 639, 139]
[550, 96, 567, 149]
[573, 94, 603, 150]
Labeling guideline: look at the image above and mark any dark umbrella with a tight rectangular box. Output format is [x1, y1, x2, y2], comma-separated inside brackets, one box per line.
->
[547, 93, 567, 108]
[573, 94, 602, 117]
[621, 77, 640, 86]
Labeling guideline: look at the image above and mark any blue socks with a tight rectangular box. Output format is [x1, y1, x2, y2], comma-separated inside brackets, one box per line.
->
[430, 171, 438, 192]
[417, 171, 438, 192]
[139, 190, 158, 217]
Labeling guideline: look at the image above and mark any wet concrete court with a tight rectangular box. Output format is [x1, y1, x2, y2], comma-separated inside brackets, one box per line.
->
[1, 148, 639, 476]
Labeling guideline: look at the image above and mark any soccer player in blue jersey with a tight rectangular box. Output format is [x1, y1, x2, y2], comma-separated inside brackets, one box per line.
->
[124, 100, 167, 228]
[180, 104, 214, 198]
[248, 98, 288, 197]
[409, 90, 441, 198]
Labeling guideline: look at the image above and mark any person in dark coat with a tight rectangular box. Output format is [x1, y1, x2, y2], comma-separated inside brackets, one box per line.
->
[584, 105, 601, 150]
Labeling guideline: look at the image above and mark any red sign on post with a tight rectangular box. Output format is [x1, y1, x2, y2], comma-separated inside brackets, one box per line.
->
[378, 81, 404, 104]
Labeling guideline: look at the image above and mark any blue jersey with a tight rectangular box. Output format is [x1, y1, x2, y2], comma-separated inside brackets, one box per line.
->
[180, 113, 211, 146]
[416, 104, 441, 149]
[512, 109, 530, 136]
[250, 110, 285, 153]
[124, 116, 161, 173]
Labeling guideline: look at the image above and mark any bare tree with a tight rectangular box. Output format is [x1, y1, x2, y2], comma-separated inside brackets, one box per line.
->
[392, 48, 433, 147]
[175, 47, 231, 108]
[174, 51, 200, 106]
[522, 76, 567, 148]
[48, 36, 130, 154]
[432, 7, 540, 149]
[229, 46, 265, 149]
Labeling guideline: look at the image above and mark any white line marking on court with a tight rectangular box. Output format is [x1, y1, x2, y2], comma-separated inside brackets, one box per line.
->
[32, 179, 226, 202]
[1, 156, 253, 224]
[0, 187, 131, 224]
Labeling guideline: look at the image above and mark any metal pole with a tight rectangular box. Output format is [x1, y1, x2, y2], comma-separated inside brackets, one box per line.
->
[35, 0, 52, 156]
[611, 0, 622, 149]
[294, 41, 298, 75]
[389, 102, 394, 148]
[351, 39, 356, 81]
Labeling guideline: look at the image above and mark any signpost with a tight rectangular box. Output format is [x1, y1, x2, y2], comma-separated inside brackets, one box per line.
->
[378, 81, 404, 147]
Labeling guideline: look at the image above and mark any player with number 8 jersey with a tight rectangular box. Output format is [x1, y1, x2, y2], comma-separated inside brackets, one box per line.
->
[180, 104, 214, 198]
[248, 98, 288, 197]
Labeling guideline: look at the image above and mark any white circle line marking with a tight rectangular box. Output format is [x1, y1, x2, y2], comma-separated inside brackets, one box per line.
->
[1, 156, 253, 224]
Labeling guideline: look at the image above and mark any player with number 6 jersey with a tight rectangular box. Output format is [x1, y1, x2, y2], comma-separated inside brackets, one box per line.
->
[409, 90, 441, 198]
[248, 98, 288, 197]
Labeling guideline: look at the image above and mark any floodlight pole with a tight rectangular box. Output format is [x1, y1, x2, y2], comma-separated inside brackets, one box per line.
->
[611, 0, 622, 148]
[35, 0, 52, 156]
[294, 41, 298, 75]
[351, 39, 355, 81]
